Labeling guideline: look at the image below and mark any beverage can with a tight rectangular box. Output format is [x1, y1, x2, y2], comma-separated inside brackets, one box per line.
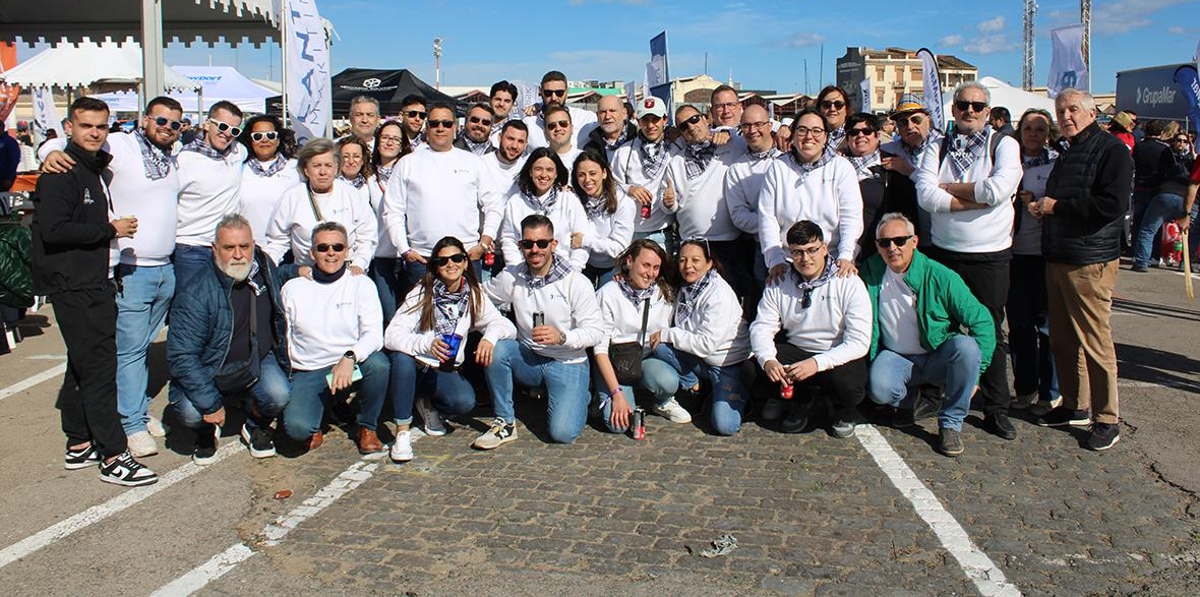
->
[532, 311, 545, 328]
[780, 383, 794, 400]
[483, 251, 495, 266]
[632, 408, 646, 440]
[640, 203, 651, 219]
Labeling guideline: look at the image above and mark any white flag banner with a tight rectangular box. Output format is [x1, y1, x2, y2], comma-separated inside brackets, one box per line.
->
[285, 0, 332, 144]
[768, 102, 775, 121]
[513, 79, 540, 113]
[916, 48, 944, 132]
[1048, 24, 1088, 98]
[1194, 36, 1199, 74]
[32, 87, 62, 138]
[643, 62, 653, 101]
[625, 80, 637, 102]
[860, 78, 871, 113]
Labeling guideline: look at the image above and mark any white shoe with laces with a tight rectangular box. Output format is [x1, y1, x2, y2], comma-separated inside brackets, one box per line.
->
[126, 430, 159, 458]
[650, 398, 692, 424]
[146, 415, 167, 438]
[390, 430, 414, 463]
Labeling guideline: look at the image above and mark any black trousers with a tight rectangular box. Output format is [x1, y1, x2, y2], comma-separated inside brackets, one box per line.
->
[51, 284, 126, 457]
[926, 247, 1012, 415]
[708, 239, 759, 320]
[756, 341, 867, 421]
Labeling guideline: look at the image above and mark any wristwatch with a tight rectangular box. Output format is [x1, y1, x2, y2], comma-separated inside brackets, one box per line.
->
[343, 350, 357, 362]
[556, 332, 567, 346]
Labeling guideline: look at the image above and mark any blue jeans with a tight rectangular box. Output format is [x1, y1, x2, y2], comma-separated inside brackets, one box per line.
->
[594, 344, 681, 433]
[115, 263, 175, 435]
[633, 228, 678, 258]
[1133, 192, 1185, 268]
[283, 351, 389, 441]
[173, 244, 213, 289]
[368, 257, 402, 328]
[583, 264, 617, 289]
[657, 343, 748, 436]
[170, 354, 291, 430]
[389, 352, 477, 424]
[867, 335, 982, 431]
[485, 339, 590, 443]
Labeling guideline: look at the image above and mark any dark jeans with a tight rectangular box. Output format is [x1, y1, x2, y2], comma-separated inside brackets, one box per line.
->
[926, 247, 1011, 415]
[52, 285, 126, 457]
[368, 257, 402, 328]
[755, 342, 867, 422]
[1006, 255, 1059, 401]
[172, 244, 213, 289]
[708, 238, 757, 319]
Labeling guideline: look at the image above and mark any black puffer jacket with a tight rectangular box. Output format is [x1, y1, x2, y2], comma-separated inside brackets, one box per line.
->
[1042, 122, 1134, 265]
[31, 142, 115, 293]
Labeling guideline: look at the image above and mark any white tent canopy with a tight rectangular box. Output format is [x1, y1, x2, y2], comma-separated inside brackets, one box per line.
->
[0, 1, 278, 48]
[942, 76, 1056, 123]
[0, 41, 199, 92]
[95, 66, 278, 115]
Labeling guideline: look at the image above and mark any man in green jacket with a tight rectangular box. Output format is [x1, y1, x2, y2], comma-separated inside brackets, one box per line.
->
[860, 213, 996, 457]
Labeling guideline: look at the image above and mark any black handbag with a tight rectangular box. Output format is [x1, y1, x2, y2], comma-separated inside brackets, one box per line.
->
[608, 298, 651, 385]
[212, 288, 261, 393]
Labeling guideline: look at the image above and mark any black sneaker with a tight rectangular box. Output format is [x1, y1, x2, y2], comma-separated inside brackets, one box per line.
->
[939, 428, 964, 457]
[1036, 407, 1091, 427]
[64, 444, 102, 470]
[98, 451, 159, 487]
[984, 413, 1017, 440]
[193, 424, 219, 465]
[241, 424, 276, 459]
[1086, 422, 1120, 451]
[891, 407, 916, 428]
[780, 400, 811, 434]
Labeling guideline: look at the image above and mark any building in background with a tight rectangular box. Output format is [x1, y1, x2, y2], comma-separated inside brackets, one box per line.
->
[837, 47, 977, 113]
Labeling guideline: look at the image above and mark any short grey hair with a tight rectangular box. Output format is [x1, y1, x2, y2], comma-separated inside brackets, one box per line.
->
[350, 95, 380, 113]
[876, 212, 916, 237]
[1054, 88, 1097, 114]
[214, 213, 251, 238]
[953, 81, 991, 105]
[296, 138, 335, 179]
[310, 221, 348, 245]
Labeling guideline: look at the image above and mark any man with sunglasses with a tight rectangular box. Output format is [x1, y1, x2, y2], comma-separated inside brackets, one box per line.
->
[611, 96, 680, 254]
[861, 213, 995, 457]
[38, 96, 186, 457]
[914, 81, 1022, 441]
[399, 94, 428, 150]
[453, 103, 497, 156]
[881, 94, 938, 240]
[522, 70, 597, 150]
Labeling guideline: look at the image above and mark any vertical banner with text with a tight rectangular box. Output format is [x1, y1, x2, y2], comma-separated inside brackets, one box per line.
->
[285, 0, 332, 143]
[1048, 24, 1089, 97]
[860, 79, 871, 114]
[649, 32, 672, 122]
[916, 48, 944, 133]
[32, 87, 62, 138]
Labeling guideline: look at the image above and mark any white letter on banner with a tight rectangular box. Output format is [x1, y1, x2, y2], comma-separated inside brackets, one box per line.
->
[286, 0, 331, 144]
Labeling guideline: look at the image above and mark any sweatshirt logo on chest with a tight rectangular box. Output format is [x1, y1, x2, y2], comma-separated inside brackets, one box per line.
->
[82, 189, 94, 205]
[334, 301, 354, 309]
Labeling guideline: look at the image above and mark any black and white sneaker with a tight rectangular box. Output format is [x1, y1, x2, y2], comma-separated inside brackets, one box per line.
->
[193, 424, 220, 465]
[64, 444, 102, 470]
[241, 424, 276, 459]
[98, 451, 159, 487]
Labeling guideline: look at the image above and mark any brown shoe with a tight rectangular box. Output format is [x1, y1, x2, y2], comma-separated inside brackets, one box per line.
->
[307, 430, 324, 451]
[357, 428, 385, 457]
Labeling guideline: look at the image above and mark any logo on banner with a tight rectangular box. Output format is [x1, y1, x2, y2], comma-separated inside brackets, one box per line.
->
[362, 78, 381, 89]
[1058, 71, 1078, 89]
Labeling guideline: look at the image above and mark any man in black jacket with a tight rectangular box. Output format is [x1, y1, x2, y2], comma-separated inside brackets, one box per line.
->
[1029, 88, 1134, 451]
[32, 97, 158, 486]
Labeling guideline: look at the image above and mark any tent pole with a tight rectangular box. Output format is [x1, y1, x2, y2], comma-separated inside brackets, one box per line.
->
[141, 0, 165, 110]
[280, 0, 289, 127]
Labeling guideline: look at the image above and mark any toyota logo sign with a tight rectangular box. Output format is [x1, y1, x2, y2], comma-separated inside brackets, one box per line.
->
[362, 78, 382, 89]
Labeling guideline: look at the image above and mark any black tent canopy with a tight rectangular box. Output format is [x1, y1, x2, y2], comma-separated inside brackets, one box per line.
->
[268, 68, 465, 117]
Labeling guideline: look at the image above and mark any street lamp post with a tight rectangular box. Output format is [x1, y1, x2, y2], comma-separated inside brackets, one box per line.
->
[433, 37, 443, 90]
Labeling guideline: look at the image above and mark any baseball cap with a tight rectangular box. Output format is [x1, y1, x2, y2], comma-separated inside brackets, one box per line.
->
[636, 96, 667, 119]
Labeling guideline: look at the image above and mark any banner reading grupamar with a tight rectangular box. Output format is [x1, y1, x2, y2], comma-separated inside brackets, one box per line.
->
[1048, 24, 1089, 98]
[285, 0, 332, 144]
[916, 48, 944, 133]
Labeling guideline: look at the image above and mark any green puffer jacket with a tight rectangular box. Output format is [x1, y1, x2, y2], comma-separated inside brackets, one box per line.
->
[859, 249, 995, 369]
[0, 222, 33, 308]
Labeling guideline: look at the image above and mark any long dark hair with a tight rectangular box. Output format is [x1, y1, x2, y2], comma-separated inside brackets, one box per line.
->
[372, 119, 412, 169]
[677, 237, 727, 282]
[617, 239, 675, 301]
[238, 114, 297, 160]
[518, 147, 568, 196]
[408, 236, 483, 333]
[571, 149, 618, 214]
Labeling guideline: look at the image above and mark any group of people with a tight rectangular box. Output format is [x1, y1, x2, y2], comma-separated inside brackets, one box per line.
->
[30, 68, 1134, 489]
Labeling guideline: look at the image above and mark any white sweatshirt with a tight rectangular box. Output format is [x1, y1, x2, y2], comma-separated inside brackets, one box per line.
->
[914, 128, 1021, 253]
[522, 106, 598, 150]
[582, 192, 637, 269]
[750, 272, 872, 372]
[176, 143, 246, 247]
[365, 174, 397, 258]
[757, 154, 864, 268]
[481, 152, 526, 199]
[281, 272, 383, 371]
[724, 148, 780, 236]
[263, 179, 378, 271]
[499, 187, 591, 271]
[664, 142, 743, 241]
[594, 281, 674, 355]
[662, 274, 752, 367]
[383, 146, 499, 257]
[484, 265, 605, 364]
[384, 284, 517, 368]
[610, 137, 680, 233]
[239, 158, 300, 243]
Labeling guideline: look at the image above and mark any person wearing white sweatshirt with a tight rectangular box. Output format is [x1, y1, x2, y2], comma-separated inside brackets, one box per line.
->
[479, 120, 529, 279]
[264, 139, 377, 276]
[366, 120, 413, 327]
[610, 96, 679, 254]
[478, 214, 605, 449]
[280, 222, 389, 458]
[654, 238, 753, 436]
[383, 236, 516, 462]
[725, 104, 783, 318]
[499, 147, 590, 271]
[521, 70, 598, 150]
[237, 115, 299, 244]
[751, 221, 871, 438]
[175, 101, 247, 287]
[569, 149, 635, 287]
[913, 81, 1023, 441]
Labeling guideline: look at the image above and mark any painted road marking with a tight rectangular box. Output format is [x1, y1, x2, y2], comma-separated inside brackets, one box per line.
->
[0, 362, 66, 402]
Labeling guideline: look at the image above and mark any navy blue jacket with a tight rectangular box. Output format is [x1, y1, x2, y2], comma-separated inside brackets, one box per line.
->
[167, 247, 289, 414]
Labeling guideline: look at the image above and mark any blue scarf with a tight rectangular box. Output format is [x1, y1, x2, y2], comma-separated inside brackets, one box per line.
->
[684, 140, 716, 179]
[617, 278, 654, 307]
[522, 187, 559, 214]
[791, 257, 837, 309]
[183, 136, 235, 161]
[947, 128, 989, 180]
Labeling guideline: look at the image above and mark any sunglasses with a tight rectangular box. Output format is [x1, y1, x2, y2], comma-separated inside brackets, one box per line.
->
[431, 253, 469, 267]
[1174, 138, 1189, 143]
[542, 89, 567, 97]
[792, 126, 827, 138]
[819, 100, 846, 110]
[875, 235, 913, 248]
[954, 100, 988, 113]
[250, 131, 279, 142]
[315, 243, 346, 253]
[679, 113, 705, 128]
[682, 236, 711, 254]
[208, 119, 243, 137]
[406, 110, 428, 119]
[152, 116, 183, 131]
[545, 120, 571, 131]
[518, 239, 553, 250]
[468, 116, 493, 126]
[848, 127, 876, 137]
[427, 119, 456, 129]
[893, 114, 926, 126]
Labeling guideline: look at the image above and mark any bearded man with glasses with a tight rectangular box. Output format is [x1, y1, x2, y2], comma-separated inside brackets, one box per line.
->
[522, 70, 598, 150]
[453, 103, 497, 156]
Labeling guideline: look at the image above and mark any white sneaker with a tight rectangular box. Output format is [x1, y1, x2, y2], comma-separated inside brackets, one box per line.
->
[650, 397, 693, 424]
[146, 415, 167, 438]
[126, 430, 159, 457]
[414, 397, 446, 436]
[390, 430, 414, 463]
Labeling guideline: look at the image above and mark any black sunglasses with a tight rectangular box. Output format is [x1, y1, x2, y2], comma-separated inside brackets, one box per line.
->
[468, 115, 493, 126]
[518, 239, 553, 250]
[679, 113, 705, 128]
[543, 89, 567, 97]
[954, 100, 988, 113]
[892, 114, 926, 126]
[545, 120, 571, 131]
[153, 116, 183, 131]
[848, 127, 876, 137]
[207, 119, 242, 137]
[431, 253, 469, 267]
[315, 243, 346, 253]
[427, 119, 455, 129]
[875, 235, 913, 248]
[406, 110, 428, 119]
[250, 131, 279, 142]
[819, 100, 846, 110]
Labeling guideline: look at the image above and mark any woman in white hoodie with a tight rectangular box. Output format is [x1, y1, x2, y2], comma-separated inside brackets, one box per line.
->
[570, 149, 635, 287]
[384, 236, 515, 462]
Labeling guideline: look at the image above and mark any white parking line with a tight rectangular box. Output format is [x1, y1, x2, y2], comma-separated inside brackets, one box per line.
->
[0, 441, 241, 569]
[856, 425, 1022, 597]
[0, 362, 67, 402]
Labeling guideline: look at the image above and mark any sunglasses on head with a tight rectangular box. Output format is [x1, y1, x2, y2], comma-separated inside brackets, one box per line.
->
[432, 253, 468, 267]
[682, 236, 711, 254]
[679, 113, 705, 128]
[427, 119, 455, 129]
[468, 115, 493, 126]
[406, 110, 427, 119]
[875, 235, 913, 248]
[954, 100, 988, 113]
[543, 89, 567, 97]
[315, 243, 346, 253]
[819, 100, 846, 110]
[250, 131, 279, 142]
[208, 119, 242, 137]
[152, 116, 183, 131]
[518, 239, 553, 250]
[848, 127, 876, 137]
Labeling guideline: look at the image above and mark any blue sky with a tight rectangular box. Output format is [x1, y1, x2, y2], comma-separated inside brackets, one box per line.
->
[22, 0, 1200, 95]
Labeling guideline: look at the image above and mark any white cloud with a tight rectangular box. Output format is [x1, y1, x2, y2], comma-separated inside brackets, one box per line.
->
[782, 32, 826, 48]
[1048, 0, 1194, 36]
[963, 34, 1020, 54]
[978, 16, 1006, 32]
[1167, 25, 1186, 34]
[939, 34, 964, 47]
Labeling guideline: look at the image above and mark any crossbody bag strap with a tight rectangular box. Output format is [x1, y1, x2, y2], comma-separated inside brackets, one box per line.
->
[636, 297, 651, 346]
[306, 185, 325, 222]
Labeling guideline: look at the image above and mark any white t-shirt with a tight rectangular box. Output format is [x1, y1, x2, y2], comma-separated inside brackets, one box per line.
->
[878, 267, 927, 355]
